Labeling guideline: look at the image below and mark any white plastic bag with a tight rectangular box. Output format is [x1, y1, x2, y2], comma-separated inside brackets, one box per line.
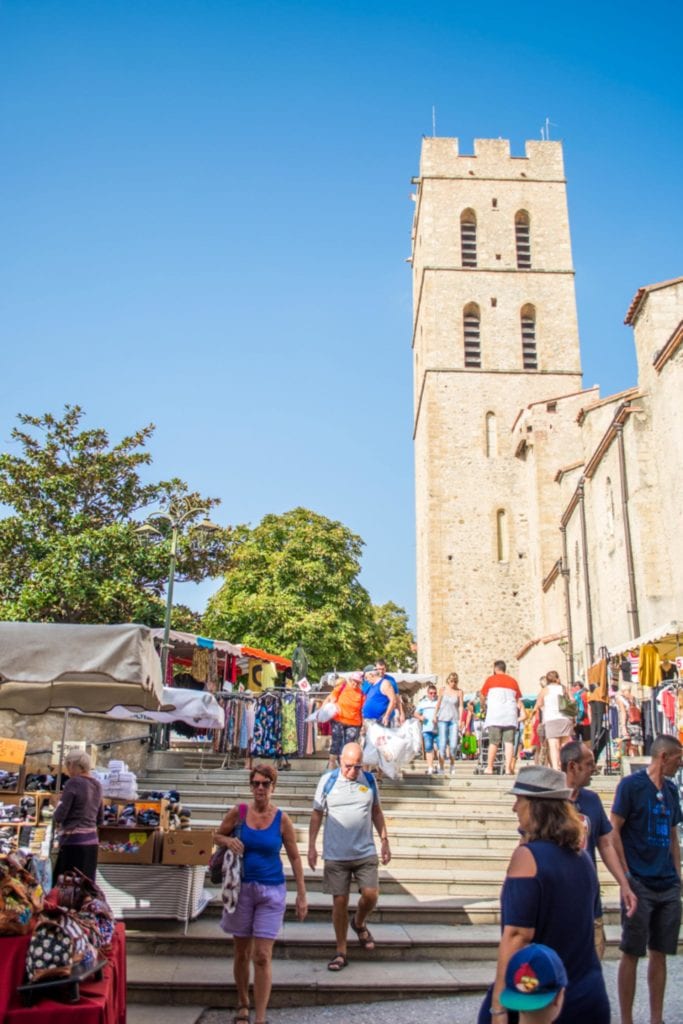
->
[306, 702, 339, 724]
[364, 721, 419, 779]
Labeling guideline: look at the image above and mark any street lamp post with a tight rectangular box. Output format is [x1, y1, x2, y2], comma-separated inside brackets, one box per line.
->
[137, 499, 221, 684]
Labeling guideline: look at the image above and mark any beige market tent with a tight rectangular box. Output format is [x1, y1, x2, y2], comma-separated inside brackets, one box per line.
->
[0, 622, 164, 715]
[608, 620, 683, 660]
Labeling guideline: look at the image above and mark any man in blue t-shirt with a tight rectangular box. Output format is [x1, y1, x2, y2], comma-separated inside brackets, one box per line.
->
[561, 740, 637, 957]
[415, 683, 439, 775]
[611, 733, 683, 1024]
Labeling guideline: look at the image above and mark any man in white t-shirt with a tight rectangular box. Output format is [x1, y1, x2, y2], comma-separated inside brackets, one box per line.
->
[481, 659, 524, 774]
[308, 742, 391, 972]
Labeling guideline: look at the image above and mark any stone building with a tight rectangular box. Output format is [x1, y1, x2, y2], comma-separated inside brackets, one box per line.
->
[410, 135, 682, 692]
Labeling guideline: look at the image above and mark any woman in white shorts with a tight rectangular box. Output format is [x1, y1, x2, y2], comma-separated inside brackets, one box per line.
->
[534, 670, 574, 770]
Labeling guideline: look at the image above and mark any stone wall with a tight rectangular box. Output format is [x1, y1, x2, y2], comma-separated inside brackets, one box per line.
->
[0, 710, 152, 774]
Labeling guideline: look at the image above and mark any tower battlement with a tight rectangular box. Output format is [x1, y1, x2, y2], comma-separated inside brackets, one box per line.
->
[418, 137, 565, 181]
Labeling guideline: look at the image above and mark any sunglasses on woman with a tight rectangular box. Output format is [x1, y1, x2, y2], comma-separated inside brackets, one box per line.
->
[251, 779, 272, 789]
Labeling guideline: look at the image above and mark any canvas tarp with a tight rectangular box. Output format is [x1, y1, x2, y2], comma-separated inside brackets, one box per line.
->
[74, 686, 225, 730]
[0, 622, 164, 715]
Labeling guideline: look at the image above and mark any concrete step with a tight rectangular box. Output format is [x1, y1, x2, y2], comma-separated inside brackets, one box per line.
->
[126, 952, 495, 1006]
[193, 888, 625, 926]
[124, 918, 629, 962]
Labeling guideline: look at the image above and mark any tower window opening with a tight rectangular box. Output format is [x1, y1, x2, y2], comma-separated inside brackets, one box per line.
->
[486, 412, 497, 458]
[460, 211, 477, 268]
[515, 211, 531, 269]
[496, 509, 509, 563]
[463, 304, 481, 368]
[521, 305, 538, 371]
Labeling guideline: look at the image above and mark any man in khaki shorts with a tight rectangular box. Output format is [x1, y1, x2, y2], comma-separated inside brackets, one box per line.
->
[308, 741, 391, 972]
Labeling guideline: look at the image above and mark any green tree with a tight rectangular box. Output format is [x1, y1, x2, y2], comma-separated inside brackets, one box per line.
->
[203, 507, 383, 676]
[0, 405, 230, 625]
[372, 601, 416, 672]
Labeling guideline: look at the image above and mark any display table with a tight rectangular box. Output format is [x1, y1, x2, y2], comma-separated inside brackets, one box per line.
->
[97, 863, 209, 926]
[1, 922, 126, 1024]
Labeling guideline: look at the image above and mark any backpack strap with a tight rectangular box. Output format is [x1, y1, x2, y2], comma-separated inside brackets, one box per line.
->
[234, 802, 248, 838]
[363, 770, 379, 804]
[321, 768, 340, 808]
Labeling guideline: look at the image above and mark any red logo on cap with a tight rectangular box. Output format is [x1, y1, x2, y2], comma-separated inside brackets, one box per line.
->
[514, 963, 540, 993]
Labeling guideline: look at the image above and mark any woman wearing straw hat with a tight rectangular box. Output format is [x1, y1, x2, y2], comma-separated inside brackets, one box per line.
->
[478, 765, 609, 1024]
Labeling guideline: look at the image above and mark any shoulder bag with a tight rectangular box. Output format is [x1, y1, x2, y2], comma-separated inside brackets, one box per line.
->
[209, 803, 247, 886]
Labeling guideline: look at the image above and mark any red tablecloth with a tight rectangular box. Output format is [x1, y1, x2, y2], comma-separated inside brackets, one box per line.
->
[1, 922, 126, 1024]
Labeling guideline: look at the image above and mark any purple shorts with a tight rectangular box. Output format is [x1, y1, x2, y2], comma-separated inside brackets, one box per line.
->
[219, 881, 287, 939]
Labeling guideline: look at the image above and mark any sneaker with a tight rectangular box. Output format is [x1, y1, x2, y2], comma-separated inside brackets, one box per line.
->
[426, 766, 433, 775]
[435, 766, 443, 775]
[450, 765, 456, 775]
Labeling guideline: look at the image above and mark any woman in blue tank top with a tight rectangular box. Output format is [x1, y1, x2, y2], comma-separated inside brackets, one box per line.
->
[215, 763, 307, 1024]
[478, 765, 610, 1024]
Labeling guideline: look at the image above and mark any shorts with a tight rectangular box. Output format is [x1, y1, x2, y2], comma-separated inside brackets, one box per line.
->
[323, 855, 379, 896]
[620, 876, 682, 957]
[219, 880, 287, 939]
[545, 717, 574, 739]
[423, 731, 437, 753]
[330, 721, 361, 756]
[487, 725, 516, 746]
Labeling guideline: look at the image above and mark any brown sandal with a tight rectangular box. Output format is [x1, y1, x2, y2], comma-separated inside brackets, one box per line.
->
[233, 1009, 250, 1023]
[327, 952, 348, 971]
[350, 915, 375, 951]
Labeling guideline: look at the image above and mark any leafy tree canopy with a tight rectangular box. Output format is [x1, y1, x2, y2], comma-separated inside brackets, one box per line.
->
[0, 405, 230, 625]
[203, 507, 414, 678]
[372, 601, 417, 672]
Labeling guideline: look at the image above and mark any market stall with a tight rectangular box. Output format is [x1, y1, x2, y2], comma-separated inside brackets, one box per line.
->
[0, 623, 163, 1021]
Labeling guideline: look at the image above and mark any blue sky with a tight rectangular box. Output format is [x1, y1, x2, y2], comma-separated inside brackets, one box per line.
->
[1, 0, 681, 629]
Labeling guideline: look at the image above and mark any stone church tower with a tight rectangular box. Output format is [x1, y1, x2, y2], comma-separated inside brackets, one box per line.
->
[412, 138, 584, 688]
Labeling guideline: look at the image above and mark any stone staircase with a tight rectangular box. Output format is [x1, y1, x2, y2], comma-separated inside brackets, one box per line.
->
[125, 752, 625, 1010]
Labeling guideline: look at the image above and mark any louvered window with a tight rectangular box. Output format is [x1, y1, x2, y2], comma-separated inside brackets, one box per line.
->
[521, 311, 537, 370]
[460, 212, 477, 268]
[464, 307, 481, 368]
[515, 212, 531, 269]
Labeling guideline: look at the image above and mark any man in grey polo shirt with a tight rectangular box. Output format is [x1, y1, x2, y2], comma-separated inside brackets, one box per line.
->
[308, 741, 391, 972]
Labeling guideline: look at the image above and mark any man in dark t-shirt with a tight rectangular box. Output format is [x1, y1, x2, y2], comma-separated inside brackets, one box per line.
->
[561, 741, 637, 958]
[611, 734, 683, 1024]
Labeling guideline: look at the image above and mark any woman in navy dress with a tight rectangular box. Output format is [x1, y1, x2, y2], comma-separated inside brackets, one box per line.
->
[478, 765, 610, 1024]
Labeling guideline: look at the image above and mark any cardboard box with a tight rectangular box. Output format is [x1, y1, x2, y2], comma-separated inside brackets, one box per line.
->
[98, 826, 160, 865]
[134, 799, 170, 830]
[160, 829, 213, 867]
[0, 792, 48, 826]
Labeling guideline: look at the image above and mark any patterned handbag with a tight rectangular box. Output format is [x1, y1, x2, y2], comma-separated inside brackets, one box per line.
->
[0, 855, 43, 935]
[25, 916, 75, 983]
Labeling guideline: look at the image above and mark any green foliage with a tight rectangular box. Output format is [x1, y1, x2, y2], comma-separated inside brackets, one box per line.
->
[0, 406, 230, 625]
[204, 507, 395, 676]
[372, 601, 417, 672]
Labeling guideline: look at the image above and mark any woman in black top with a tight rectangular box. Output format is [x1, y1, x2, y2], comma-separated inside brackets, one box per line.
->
[53, 750, 103, 882]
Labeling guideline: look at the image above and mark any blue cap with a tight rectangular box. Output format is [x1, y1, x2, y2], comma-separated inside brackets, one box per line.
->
[500, 944, 568, 1012]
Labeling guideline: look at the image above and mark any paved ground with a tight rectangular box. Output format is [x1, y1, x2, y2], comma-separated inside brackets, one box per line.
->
[195, 958, 683, 1023]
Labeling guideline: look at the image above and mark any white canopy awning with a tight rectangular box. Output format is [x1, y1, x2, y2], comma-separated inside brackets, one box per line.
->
[608, 620, 683, 659]
[0, 622, 164, 714]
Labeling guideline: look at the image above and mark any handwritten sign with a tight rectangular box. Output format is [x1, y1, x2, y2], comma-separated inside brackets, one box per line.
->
[0, 737, 27, 765]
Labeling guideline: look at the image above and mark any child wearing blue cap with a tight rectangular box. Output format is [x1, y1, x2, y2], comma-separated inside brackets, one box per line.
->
[498, 944, 568, 1023]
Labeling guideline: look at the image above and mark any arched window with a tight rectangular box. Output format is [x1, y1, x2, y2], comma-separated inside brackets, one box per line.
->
[463, 304, 481, 368]
[515, 211, 531, 269]
[460, 210, 477, 268]
[521, 304, 538, 370]
[486, 412, 497, 457]
[496, 509, 509, 562]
